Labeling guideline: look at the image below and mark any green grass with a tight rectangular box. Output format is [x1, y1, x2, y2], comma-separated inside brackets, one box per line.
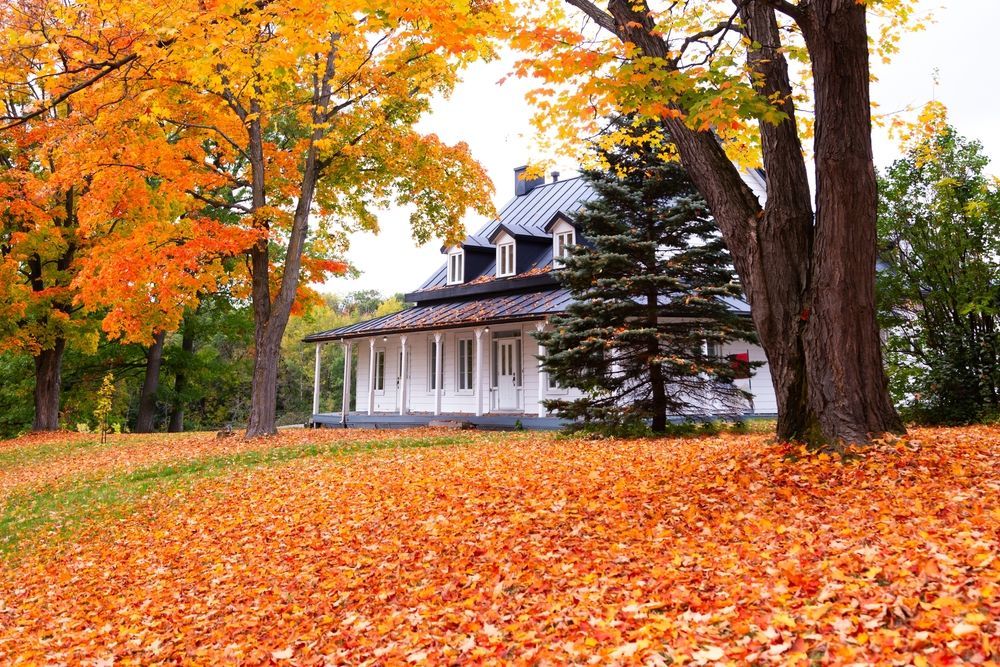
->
[0, 433, 469, 560]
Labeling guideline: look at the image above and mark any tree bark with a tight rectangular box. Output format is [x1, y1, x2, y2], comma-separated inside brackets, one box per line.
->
[796, 0, 905, 442]
[135, 330, 167, 433]
[168, 315, 196, 432]
[738, 2, 817, 440]
[244, 47, 337, 437]
[245, 141, 323, 436]
[584, 0, 904, 445]
[32, 337, 65, 431]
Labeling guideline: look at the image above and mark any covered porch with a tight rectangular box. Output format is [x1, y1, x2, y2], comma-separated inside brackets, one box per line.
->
[305, 314, 578, 429]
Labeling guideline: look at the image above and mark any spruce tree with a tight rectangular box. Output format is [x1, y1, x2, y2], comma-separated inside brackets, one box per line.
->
[537, 124, 757, 432]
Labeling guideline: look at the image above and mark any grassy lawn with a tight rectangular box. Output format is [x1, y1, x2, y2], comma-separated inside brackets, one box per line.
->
[0, 429, 473, 558]
[0, 426, 997, 664]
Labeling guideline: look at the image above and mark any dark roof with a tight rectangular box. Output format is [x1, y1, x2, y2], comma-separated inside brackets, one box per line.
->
[304, 286, 752, 342]
[403, 270, 557, 303]
[304, 288, 575, 342]
[472, 177, 594, 243]
[543, 211, 576, 233]
[416, 177, 597, 292]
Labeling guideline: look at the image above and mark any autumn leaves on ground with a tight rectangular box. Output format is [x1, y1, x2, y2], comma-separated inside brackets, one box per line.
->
[0, 428, 997, 664]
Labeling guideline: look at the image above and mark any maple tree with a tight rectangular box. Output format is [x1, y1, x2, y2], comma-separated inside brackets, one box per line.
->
[1, 426, 997, 662]
[511, 0, 926, 446]
[0, 0, 254, 430]
[133, 0, 505, 437]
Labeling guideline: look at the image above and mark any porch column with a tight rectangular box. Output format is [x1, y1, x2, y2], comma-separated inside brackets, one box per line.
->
[312, 342, 323, 420]
[474, 327, 485, 417]
[340, 341, 352, 426]
[367, 338, 376, 416]
[399, 335, 408, 416]
[433, 332, 443, 416]
[535, 322, 547, 417]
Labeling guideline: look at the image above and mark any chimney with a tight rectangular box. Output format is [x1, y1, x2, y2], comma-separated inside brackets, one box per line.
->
[551, 170, 560, 182]
[514, 165, 545, 197]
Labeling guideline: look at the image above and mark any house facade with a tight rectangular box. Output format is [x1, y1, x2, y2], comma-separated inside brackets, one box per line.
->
[305, 167, 776, 429]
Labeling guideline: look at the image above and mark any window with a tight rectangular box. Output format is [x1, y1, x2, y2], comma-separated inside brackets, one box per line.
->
[457, 338, 474, 391]
[547, 371, 561, 391]
[373, 348, 386, 392]
[447, 249, 464, 284]
[428, 339, 443, 391]
[705, 340, 722, 359]
[545, 373, 562, 391]
[497, 241, 515, 277]
[553, 230, 575, 267]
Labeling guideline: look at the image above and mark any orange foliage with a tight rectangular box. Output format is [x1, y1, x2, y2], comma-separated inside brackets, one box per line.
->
[1, 426, 997, 664]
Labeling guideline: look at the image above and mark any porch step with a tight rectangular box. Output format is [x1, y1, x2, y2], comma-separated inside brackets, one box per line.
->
[427, 419, 477, 430]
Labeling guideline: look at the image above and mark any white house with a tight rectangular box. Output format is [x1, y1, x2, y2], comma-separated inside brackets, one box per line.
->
[305, 167, 776, 429]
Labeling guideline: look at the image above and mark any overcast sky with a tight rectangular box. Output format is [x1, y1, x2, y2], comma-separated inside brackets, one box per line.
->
[326, 1, 999, 298]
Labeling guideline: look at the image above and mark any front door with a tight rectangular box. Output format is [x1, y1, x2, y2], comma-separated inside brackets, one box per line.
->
[497, 338, 518, 411]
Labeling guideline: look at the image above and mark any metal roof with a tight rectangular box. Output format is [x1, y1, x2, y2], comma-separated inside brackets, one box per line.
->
[304, 287, 751, 343]
[417, 177, 597, 291]
[414, 168, 764, 293]
[305, 167, 762, 343]
[304, 288, 576, 342]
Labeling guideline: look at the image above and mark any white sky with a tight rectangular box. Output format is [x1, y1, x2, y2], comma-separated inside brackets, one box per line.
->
[325, 1, 999, 298]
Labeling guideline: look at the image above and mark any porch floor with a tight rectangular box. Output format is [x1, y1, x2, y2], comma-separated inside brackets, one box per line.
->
[310, 412, 566, 430]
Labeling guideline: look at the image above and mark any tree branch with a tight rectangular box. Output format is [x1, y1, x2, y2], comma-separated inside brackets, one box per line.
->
[0, 37, 176, 132]
[564, 0, 618, 34]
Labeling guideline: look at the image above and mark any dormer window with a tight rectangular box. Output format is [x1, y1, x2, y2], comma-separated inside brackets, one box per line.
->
[447, 248, 464, 285]
[497, 240, 516, 277]
[554, 230, 575, 267]
[548, 216, 577, 268]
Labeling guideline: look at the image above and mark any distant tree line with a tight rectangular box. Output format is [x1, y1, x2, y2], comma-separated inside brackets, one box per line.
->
[0, 291, 404, 438]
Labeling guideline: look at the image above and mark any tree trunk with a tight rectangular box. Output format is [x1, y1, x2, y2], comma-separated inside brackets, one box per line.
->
[598, 0, 903, 445]
[244, 126, 325, 436]
[738, 2, 817, 441]
[247, 325, 283, 436]
[244, 49, 335, 437]
[135, 330, 167, 433]
[168, 316, 196, 433]
[797, 0, 905, 442]
[33, 337, 65, 431]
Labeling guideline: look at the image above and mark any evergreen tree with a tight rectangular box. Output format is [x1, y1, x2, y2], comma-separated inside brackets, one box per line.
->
[537, 123, 757, 432]
[877, 126, 1000, 424]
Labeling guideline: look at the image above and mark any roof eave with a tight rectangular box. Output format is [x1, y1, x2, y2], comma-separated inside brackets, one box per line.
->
[404, 273, 558, 303]
[304, 313, 552, 343]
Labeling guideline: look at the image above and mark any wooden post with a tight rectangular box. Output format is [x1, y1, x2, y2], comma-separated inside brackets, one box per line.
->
[399, 336, 402, 416]
[475, 327, 485, 417]
[433, 332, 443, 416]
[367, 338, 376, 416]
[312, 343, 322, 421]
[535, 322, 546, 418]
[340, 341, 352, 427]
